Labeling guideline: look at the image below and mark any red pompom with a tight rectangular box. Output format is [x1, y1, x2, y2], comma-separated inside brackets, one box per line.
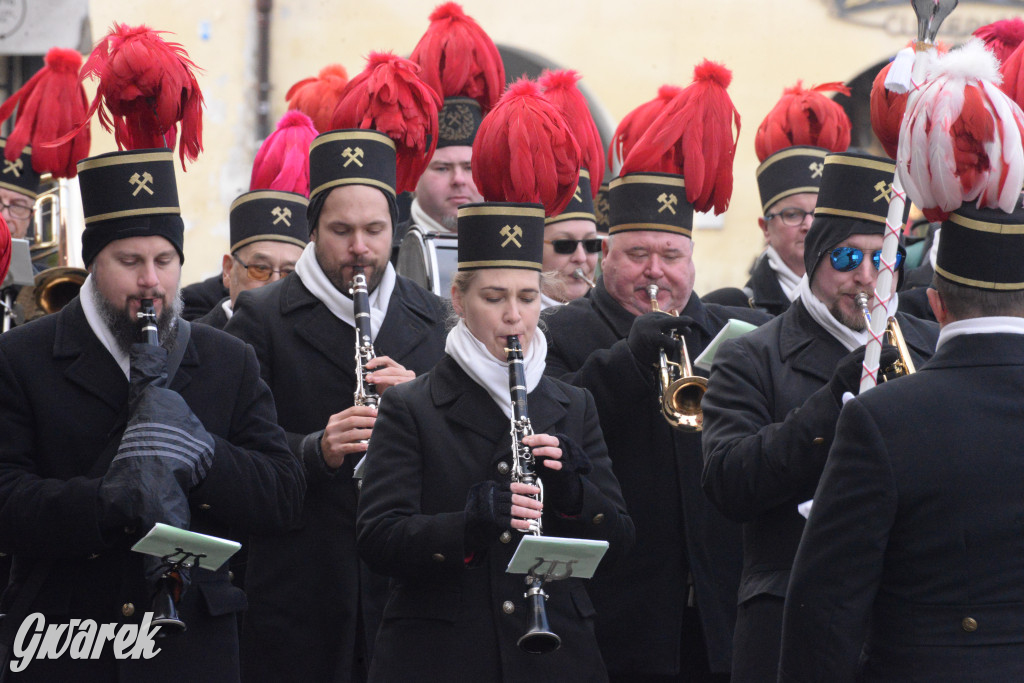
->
[974, 19, 1024, 65]
[472, 78, 580, 216]
[286, 64, 349, 134]
[754, 81, 851, 162]
[621, 59, 741, 215]
[0, 48, 90, 178]
[331, 52, 441, 194]
[538, 69, 604, 195]
[250, 110, 318, 195]
[50, 23, 204, 170]
[410, 2, 504, 112]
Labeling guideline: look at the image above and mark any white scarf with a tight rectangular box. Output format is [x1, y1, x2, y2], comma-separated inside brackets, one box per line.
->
[80, 274, 131, 379]
[797, 276, 900, 352]
[410, 197, 453, 234]
[937, 316, 1024, 350]
[540, 292, 563, 310]
[445, 319, 547, 419]
[221, 298, 233, 320]
[293, 242, 396, 341]
[765, 245, 801, 302]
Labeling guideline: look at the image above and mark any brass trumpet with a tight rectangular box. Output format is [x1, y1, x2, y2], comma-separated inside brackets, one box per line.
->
[646, 285, 706, 432]
[855, 293, 916, 381]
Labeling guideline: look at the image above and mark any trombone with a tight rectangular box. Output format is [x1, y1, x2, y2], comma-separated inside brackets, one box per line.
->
[646, 284, 706, 432]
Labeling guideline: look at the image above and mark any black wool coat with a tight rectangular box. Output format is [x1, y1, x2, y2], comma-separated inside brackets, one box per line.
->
[703, 253, 792, 317]
[356, 355, 634, 682]
[0, 298, 304, 682]
[181, 274, 229, 321]
[781, 333, 1024, 682]
[541, 279, 770, 676]
[194, 296, 230, 330]
[701, 299, 937, 681]
[224, 273, 448, 683]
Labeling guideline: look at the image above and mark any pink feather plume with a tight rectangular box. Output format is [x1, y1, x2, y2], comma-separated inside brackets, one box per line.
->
[250, 110, 318, 195]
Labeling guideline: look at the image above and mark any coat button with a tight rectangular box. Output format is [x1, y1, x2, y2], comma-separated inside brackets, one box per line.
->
[502, 601, 515, 614]
[499, 531, 513, 544]
[431, 553, 445, 563]
[812, 437, 825, 445]
[592, 513, 605, 525]
[228, 570, 235, 582]
[87, 553, 100, 560]
[962, 617, 978, 632]
[497, 461, 510, 475]
[122, 603, 135, 618]
[199, 503, 211, 511]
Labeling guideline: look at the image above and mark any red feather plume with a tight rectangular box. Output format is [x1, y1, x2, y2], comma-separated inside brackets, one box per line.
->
[410, 2, 505, 112]
[1000, 39, 1024, 109]
[286, 64, 349, 134]
[621, 60, 741, 215]
[49, 23, 204, 170]
[472, 78, 580, 217]
[0, 48, 90, 178]
[872, 42, 951, 160]
[974, 19, 1024, 65]
[250, 110, 318, 195]
[754, 81, 850, 162]
[331, 52, 441, 194]
[0, 213, 9, 286]
[608, 85, 682, 172]
[538, 69, 604, 195]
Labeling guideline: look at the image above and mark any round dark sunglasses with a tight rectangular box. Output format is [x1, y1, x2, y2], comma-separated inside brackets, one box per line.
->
[829, 246, 904, 272]
[545, 238, 603, 255]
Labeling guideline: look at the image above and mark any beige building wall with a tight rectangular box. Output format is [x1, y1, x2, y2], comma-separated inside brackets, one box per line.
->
[85, 0, 1024, 293]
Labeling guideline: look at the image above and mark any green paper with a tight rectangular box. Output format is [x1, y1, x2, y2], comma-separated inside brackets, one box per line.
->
[131, 523, 241, 571]
[506, 535, 609, 580]
[694, 318, 758, 372]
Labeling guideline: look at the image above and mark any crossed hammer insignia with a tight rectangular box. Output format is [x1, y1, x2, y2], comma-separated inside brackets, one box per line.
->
[129, 172, 154, 196]
[873, 180, 894, 203]
[500, 224, 523, 248]
[342, 146, 364, 167]
[657, 192, 678, 214]
[809, 161, 824, 179]
[271, 206, 292, 226]
[2, 158, 22, 177]
[573, 185, 583, 203]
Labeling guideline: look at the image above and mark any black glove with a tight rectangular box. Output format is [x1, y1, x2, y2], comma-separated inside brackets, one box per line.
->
[98, 344, 215, 533]
[464, 480, 513, 553]
[627, 312, 698, 367]
[828, 345, 901, 404]
[537, 433, 593, 516]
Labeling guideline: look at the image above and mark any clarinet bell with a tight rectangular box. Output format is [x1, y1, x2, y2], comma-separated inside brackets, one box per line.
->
[151, 579, 187, 637]
[517, 580, 561, 654]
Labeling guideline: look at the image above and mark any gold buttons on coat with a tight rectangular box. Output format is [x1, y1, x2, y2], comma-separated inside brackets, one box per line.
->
[431, 553, 445, 563]
[592, 513, 605, 525]
[122, 603, 135, 617]
[812, 437, 825, 445]
[497, 462, 510, 475]
[962, 617, 978, 632]
[502, 601, 515, 614]
[199, 503, 211, 511]
[499, 531, 513, 544]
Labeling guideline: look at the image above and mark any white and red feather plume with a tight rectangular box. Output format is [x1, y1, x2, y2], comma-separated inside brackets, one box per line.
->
[286, 64, 349, 134]
[410, 2, 505, 112]
[621, 60, 741, 215]
[0, 48, 90, 178]
[472, 78, 580, 217]
[538, 69, 604, 196]
[53, 24, 204, 170]
[250, 110, 318, 195]
[754, 81, 850, 162]
[608, 85, 681, 173]
[331, 52, 441, 195]
[898, 38, 1024, 222]
[871, 42, 949, 160]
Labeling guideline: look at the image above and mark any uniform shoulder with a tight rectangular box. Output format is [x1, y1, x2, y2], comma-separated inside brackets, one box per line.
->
[702, 301, 774, 328]
[541, 294, 596, 329]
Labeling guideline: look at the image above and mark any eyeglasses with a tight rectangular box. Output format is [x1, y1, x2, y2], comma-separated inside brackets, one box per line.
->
[764, 207, 813, 227]
[545, 238, 603, 255]
[0, 198, 33, 220]
[233, 255, 294, 281]
[829, 246, 905, 272]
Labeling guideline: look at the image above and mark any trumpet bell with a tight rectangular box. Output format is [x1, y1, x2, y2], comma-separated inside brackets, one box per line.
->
[663, 376, 707, 432]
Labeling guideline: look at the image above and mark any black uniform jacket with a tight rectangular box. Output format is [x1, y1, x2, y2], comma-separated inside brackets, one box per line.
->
[703, 254, 792, 317]
[780, 332, 1024, 682]
[225, 272, 447, 682]
[542, 278, 770, 675]
[194, 296, 229, 330]
[181, 274, 228, 321]
[356, 354, 634, 682]
[0, 297, 304, 682]
[701, 299, 937, 679]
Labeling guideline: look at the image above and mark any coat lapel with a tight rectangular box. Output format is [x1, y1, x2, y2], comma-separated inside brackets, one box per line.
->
[777, 301, 844, 383]
[55, 298, 128, 411]
[376, 278, 443, 363]
[284, 276, 357, 380]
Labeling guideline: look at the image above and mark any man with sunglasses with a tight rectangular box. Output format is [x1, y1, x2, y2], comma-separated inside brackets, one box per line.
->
[700, 151, 939, 682]
[541, 169, 601, 307]
[195, 190, 308, 330]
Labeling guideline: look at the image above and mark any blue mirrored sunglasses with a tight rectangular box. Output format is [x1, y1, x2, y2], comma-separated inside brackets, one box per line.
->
[829, 246, 904, 272]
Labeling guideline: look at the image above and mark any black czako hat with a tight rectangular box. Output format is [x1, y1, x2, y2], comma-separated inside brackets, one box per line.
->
[937, 199, 1024, 290]
[756, 145, 829, 215]
[545, 169, 596, 227]
[607, 172, 693, 239]
[229, 190, 309, 252]
[0, 139, 42, 200]
[457, 202, 545, 271]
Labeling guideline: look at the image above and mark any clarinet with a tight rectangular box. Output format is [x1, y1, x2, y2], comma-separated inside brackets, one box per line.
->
[505, 335, 561, 654]
[350, 267, 379, 409]
[136, 299, 187, 635]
